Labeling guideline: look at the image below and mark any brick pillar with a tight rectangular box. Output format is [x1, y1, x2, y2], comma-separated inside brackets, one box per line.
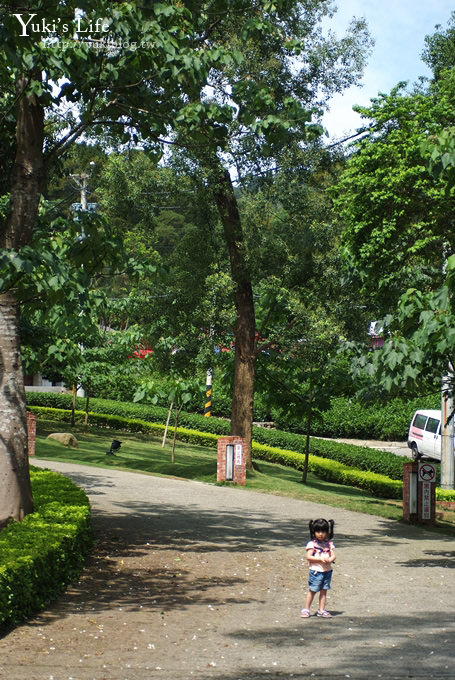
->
[217, 436, 247, 485]
[27, 411, 37, 456]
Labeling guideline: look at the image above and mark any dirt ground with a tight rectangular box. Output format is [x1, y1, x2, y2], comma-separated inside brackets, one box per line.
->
[1, 458, 454, 680]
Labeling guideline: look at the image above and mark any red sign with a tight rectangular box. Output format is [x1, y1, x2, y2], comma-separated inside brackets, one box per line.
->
[421, 481, 432, 519]
[418, 463, 436, 483]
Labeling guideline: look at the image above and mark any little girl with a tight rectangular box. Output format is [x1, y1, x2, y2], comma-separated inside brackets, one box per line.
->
[300, 518, 336, 618]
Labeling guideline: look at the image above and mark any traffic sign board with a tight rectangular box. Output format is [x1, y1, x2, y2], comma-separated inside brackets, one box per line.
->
[418, 462, 436, 483]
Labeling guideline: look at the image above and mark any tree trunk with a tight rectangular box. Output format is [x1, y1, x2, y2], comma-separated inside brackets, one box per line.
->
[230, 305, 256, 469]
[172, 404, 183, 464]
[2, 74, 44, 249]
[301, 369, 313, 483]
[0, 292, 34, 527]
[0, 73, 45, 527]
[212, 165, 256, 468]
[84, 386, 90, 433]
[162, 400, 174, 448]
[71, 384, 77, 427]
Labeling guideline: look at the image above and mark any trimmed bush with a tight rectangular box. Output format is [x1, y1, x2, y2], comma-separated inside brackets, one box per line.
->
[314, 395, 440, 440]
[0, 467, 92, 631]
[436, 488, 455, 502]
[251, 443, 403, 499]
[27, 396, 406, 481]
[26, 388, 443, 442]
[301, 438, 405, 480]
[26, 393, 232, 434]
[31, 405, 402, 498]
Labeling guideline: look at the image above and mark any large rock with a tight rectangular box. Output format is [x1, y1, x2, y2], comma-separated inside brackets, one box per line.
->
[47, 433, 79, 448]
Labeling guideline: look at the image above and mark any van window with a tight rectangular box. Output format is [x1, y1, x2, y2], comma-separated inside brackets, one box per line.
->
[413, 414, 428, 429]
[425, 417, 440, 434]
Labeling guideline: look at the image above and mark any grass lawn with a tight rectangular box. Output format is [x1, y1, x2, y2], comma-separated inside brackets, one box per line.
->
[34, 420, 455, 534]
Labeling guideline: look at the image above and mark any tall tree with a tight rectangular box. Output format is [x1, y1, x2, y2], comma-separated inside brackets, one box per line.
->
[0, 0, 213, 526]
[96, 151, 223, 379]
[422, 11, 455, 82]
[93, 1, 371, 466]
[332, 79, 455, 318]
[333, 15, 455, 406]
[167, 1, 372, 465]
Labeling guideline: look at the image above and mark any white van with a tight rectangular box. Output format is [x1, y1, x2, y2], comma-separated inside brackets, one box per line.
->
[407, 410, 443, 461]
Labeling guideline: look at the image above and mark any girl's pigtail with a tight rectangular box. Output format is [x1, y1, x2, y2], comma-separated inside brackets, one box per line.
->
[328, 520, 335, 540]
[308, 520, 315, 540]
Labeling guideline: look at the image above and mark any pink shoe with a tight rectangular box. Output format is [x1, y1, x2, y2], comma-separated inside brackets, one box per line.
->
[300, 608, 311, 618]
[316, 609, 332, 618]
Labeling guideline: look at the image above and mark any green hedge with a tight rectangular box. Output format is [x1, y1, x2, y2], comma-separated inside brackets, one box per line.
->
[31, 406, 403, 498]
[26, 390, 442, 442]
[26, 395, 406, 480]
[251, 443, 403, 499]
[31, 404, 455, 503]
[0, 466, 92, 631]
[437, 488, 455, 502]
[27, 392, 173, 423]
[314, 395, 441, 440]
[251, 428, 406, 481]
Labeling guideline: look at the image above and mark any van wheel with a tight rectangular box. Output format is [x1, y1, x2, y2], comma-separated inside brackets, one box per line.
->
[411, 443, 420, 461]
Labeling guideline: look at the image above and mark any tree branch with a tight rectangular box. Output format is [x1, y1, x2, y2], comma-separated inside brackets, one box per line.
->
[255, 317, 297, 356]
[256, 300, 277, 344]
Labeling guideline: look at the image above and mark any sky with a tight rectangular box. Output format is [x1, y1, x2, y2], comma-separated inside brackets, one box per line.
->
[322, 0, 455, 140]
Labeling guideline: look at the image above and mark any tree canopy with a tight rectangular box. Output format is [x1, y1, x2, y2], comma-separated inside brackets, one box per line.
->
[333, 15, 455, 425]
[0, 0, 234, 525]
[332, 73, 455, 316]
[0, 0, 374, 523]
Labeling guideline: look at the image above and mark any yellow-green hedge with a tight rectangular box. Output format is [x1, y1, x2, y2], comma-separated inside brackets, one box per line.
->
[0, 467, 92, 631]
[31, 403, 455, 500]
[31, 406, 402, 498]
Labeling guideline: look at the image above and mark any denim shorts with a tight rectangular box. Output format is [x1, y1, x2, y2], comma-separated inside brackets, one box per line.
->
[308, 569, 333, 592]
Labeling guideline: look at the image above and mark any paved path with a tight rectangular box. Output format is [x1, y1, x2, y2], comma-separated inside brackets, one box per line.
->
[1, 459, 454, 680]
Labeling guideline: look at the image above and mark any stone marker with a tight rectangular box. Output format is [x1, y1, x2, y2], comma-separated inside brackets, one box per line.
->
[47, 433, 79, 448]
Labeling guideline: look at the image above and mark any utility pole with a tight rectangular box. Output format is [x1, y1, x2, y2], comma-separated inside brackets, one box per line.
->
[440, 243, 454, 490]
[69, 165, 95, 403]
[71, 171, 89, 210]
[71, 162, 95, 211]
[441, 374, 455, 490]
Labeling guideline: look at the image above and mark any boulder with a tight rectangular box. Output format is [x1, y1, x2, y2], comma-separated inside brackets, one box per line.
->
[47, 433, 79, 448]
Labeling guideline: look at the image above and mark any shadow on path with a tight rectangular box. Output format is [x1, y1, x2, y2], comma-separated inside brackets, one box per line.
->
[5, 461, 455, 679]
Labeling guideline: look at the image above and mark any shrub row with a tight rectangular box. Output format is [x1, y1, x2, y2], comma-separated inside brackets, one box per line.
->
[275, 395, 442, 440]
[31, 406, 402, 498]
[32, 404, 455, 502]
[251, 429, 406, 481]
[26, 394, 406, 480]
[250, 443, 403, 499]
[27, 392, 173, 425]
[27, 388, 443, 442]
[0, 467, 92, 631]
[437, 488, 455, 502]
[253, 443, 453, 502]
[314, 395, 440, 441]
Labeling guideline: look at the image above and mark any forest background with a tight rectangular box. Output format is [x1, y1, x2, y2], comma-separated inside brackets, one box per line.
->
[2, 1, 455, 526]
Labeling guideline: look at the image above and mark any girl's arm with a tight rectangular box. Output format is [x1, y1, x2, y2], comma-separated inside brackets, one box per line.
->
[306, 546, 336, 565]
[306, 548, 329, 564]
